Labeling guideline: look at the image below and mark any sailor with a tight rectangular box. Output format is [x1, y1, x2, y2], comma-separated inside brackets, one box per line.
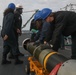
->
[8, 4, 24, 59]
[34, 9, 53, 45]
[30, 19, 38, 42]
[14, 4, 24, 56]
[33, 11, 43, 43]
[41, 8, 76, 59]
[1, 3, 23, 65]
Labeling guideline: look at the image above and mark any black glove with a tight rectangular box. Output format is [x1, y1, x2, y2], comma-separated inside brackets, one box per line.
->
[33, 40, 41, 46]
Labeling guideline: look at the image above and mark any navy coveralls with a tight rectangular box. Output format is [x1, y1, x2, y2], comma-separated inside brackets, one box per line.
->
[38, 21, 53, 43]
[1, 12, 17, 59]
[14, 11, 22, 54]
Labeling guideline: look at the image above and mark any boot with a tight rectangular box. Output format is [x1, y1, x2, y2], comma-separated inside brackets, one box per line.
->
[1, 59, 11, 65]
[1, 53, 11, 65]
[18, 53, 24, 56]
[14, 55, 23, 65]
[8, 53, 14, 59]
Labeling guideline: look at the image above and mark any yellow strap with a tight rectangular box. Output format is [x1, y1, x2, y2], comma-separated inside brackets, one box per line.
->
[44, 52, 58, 70]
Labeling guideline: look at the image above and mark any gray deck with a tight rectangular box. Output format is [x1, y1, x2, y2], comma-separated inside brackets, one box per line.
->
[0, 33, 71, 75]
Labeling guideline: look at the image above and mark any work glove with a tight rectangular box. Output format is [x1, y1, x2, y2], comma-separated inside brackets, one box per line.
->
[43, 41, 53, 49]
[50, 44, 53, 48]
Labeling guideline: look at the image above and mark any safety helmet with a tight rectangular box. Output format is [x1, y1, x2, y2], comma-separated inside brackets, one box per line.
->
[8, 3, 15, 10]
[34, 11, 42, 21]
[41, 8, 52, 19]
[16, 4, 23, 9]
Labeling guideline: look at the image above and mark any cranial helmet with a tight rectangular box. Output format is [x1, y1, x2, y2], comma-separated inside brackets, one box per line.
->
[16, 4, 23, 9]
[8, 3, 15, 10]
[34, 11, 42, 21]
[41, 8, 52, 19]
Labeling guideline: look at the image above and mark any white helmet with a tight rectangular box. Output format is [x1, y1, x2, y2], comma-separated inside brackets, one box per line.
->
[16, 4, 23, 9]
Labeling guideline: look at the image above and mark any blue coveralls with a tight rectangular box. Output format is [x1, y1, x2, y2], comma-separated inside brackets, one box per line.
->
[35, 21, 53, 43]
[1, 12, 18, 59]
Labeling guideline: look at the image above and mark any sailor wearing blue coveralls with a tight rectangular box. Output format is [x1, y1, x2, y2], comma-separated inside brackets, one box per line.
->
[1, 3, 23, 65]
[33, 11, 43, 43]
[30, 19, 39, 42]
[8, 4, 24, 58]
[34, 9, 53, 45]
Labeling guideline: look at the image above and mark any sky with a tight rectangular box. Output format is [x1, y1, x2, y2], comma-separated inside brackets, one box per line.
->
[0, 0, 76, 30]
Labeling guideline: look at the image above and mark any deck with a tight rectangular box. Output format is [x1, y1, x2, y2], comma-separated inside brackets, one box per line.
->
[0, 33, 71, 75]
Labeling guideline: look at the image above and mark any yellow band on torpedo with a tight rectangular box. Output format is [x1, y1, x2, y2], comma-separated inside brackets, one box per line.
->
[44, 52, 58, 70]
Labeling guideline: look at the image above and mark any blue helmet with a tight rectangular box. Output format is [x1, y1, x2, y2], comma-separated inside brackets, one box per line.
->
[41, 8, 52, 19]
[8, 3, 15, 10]
[34, 11, 42, 21]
